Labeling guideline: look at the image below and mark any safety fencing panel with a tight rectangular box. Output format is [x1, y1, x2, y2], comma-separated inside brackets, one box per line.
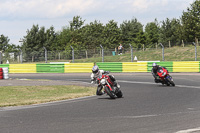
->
[9, 64, 37, 73]
[64, 63, 94, 73]
[36, 64, 64, 73]
[96, 62, 122, 72]
[2, 61, 200, 73]
[173, 61, 199, 72]
[122, 62, 147, 72]
[0, 64, 9, 68]
[147, 62, 173, 72]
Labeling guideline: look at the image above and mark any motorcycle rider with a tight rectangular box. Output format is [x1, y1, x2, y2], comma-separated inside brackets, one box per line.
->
[91, 65, 120, 95]
[151, 63, 168, 83]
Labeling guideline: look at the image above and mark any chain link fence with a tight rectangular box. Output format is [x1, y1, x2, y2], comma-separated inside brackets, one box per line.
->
[0, 43, 199, 64]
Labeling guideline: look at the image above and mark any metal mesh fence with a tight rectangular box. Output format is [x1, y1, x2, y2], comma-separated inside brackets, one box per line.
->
[1, 44, 199, 64]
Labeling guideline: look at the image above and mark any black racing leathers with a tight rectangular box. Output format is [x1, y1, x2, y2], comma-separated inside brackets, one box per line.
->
[151, 66, 167, 83]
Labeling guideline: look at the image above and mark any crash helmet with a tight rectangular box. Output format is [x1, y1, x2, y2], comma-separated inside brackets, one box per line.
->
[152, 63, 157, 67]
[152, 63, 158, 69]
[92, 65, 99, 74]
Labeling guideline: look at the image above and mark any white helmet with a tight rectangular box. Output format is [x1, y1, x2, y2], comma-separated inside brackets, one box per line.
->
[92, 65, 99, 74]
[152, 63, 157, 67]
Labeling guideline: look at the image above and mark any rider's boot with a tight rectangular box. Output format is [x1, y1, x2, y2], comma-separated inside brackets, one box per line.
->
[113, 81, 120, 93]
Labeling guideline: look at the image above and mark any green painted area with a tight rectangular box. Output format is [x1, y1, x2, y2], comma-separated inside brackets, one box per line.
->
[96, 62, 123, 72]
[147, 62, 173, 72]
[36, 64, 64, 73]
[0, 64, 9, 68]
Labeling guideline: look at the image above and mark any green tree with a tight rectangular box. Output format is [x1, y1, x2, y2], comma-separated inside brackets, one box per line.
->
[69, 16, 85, 50]
[81, 20, 104, 50]
[120, 18, 143, 48]
[56, 27, 71, 51]
[181, 0, 200, 42]
[22, 25, 53, 62]
[0, 34, 10, 51]
[45, 26, 57, 51]
[159, 18, 181, 46]
[103, 20, 121, 49]
[145, 19, 159, 48]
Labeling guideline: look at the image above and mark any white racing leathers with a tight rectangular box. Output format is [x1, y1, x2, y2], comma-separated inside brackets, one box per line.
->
[90, 70, 105, 83]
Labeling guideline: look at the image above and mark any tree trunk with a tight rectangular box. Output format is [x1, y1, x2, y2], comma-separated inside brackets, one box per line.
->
[182, 40, 184, 47]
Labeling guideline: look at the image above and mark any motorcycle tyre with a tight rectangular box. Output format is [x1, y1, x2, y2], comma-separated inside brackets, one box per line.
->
[96, 85, 103, 95]
[116, 90, 123, 98]
[104, 86, 115, 99]
[166, 76, 175, 87]
[170, 81, 175, 86]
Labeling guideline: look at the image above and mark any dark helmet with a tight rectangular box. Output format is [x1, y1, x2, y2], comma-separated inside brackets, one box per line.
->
[92, 65, 99, 74]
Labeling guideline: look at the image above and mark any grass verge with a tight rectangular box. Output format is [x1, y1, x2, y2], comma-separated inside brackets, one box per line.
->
[0, 85, 96, 107]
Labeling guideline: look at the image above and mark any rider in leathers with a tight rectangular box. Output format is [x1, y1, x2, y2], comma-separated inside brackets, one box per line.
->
[151, 63, 168, 83]
[91, 65, 120, 95]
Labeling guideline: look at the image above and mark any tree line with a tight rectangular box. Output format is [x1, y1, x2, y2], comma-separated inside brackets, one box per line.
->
[1, 0, 200, 55]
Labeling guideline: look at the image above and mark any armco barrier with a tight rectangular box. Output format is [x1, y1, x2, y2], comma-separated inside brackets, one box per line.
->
[122, 62, 147, 72]
[64, 63, 93, 73]
[9, 64, 36, 73]
[96, 62, 122, 72]
[1, 61, 200, 73]
[36, 64, 64, 73]
[147, 62, 173, 72]
[173, 61, 199, 72]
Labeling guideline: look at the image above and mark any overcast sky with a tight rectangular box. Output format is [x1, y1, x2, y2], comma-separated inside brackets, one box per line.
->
[0, 0, 194, 45]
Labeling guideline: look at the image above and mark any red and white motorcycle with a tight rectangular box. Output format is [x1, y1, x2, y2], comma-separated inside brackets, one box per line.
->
[97, 73, 123, 99]
[157, 67, 175, 86]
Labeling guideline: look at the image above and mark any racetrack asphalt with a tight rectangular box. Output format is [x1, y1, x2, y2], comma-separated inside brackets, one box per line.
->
[1, 73, 200, 133]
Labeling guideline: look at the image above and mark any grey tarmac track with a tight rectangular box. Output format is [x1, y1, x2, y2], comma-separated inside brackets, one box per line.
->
[1, 73, 200, 133]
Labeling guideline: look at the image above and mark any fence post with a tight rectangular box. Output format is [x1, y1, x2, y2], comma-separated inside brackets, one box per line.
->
[0, 39, 2, 64]
[100, 45, 104, 62]
[70, 46, 74, 63]
[0, 51, 2, 64]
[193, 42, 197, 61]
[19, 48, 23, 63]
[43, 47, 47, 63]
[129, 44, 133, 62]
[160, 43, 164, 61]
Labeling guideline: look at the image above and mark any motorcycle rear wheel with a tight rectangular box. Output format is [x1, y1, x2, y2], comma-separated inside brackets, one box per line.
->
[170, 81, 175, 86]
[104, 86, 115, 99]
[116, 90, 123, 98]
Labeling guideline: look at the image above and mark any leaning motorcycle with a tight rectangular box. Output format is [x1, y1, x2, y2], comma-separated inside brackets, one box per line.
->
[157, 67, 175, 86]
[97, 73, 123, 99]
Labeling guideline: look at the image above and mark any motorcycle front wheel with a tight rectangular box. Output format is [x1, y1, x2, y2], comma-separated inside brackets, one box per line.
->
[104, 86, 115, 99]
[166, 76, 175, 86]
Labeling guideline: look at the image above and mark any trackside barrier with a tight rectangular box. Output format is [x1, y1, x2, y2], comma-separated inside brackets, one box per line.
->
[147, 62, 173, 72]
[173, 61, 199, 72]
[36, 64, 64, 73]
[1, 61, 200, 73]
[122, 62, 147, 72]
[96, 62, 122, 72]
[0, 68, 3, 79]
[2, 67, 9, 79]
[64, 63, 93, 73]
[9, 64, 36, 73]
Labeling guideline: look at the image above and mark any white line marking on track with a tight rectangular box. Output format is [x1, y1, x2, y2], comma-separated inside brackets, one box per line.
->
[175, 127, 200, 133]
[119, 80, 200, 89]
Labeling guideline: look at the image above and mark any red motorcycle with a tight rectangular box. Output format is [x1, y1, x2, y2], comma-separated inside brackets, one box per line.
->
[157, 67, 175, 86]
[97, 73, 123, 99]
